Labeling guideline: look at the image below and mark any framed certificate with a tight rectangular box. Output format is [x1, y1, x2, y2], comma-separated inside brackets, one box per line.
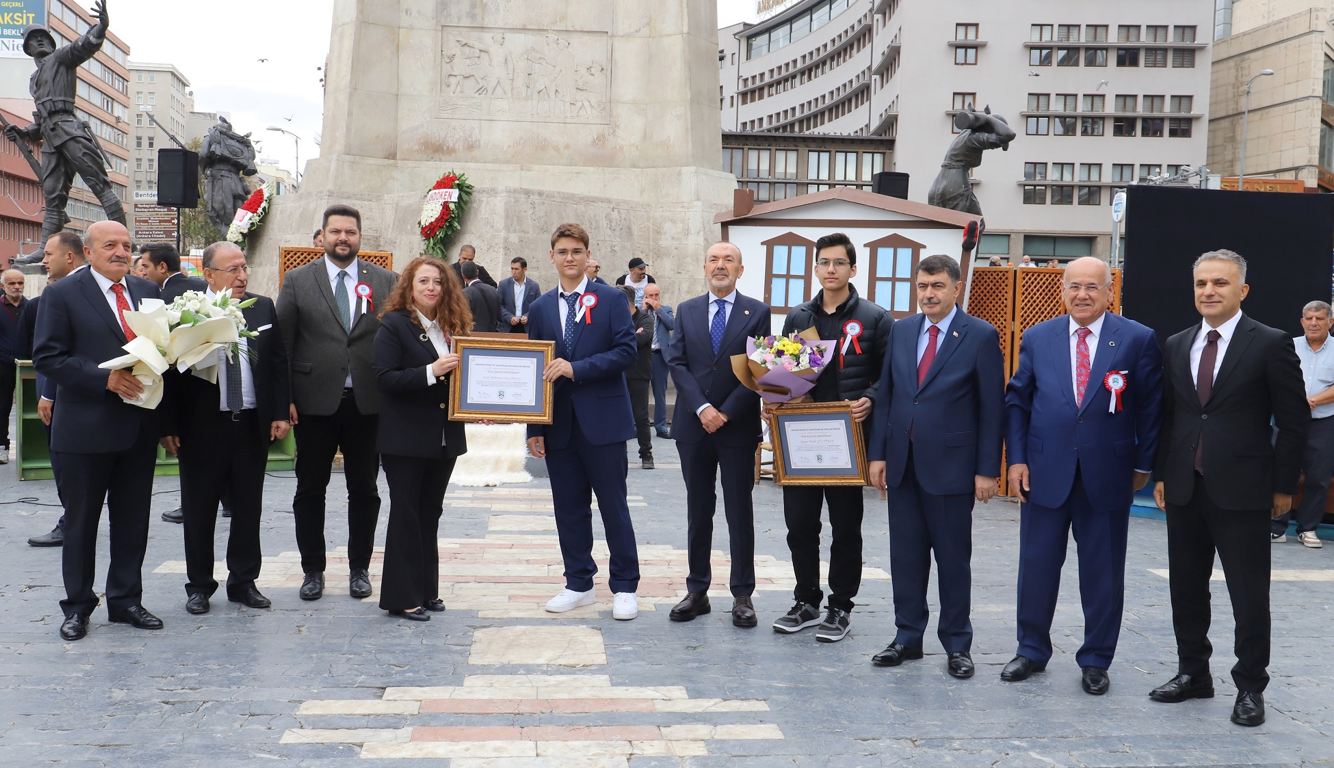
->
[767, 402, 869, 486]
[448, 336, 556, 424]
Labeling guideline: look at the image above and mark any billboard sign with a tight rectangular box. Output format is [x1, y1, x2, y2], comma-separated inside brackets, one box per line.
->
[0, 0, 46, 59]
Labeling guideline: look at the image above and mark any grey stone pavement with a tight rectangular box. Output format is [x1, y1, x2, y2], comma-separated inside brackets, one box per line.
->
[1, 430, 1333, 767]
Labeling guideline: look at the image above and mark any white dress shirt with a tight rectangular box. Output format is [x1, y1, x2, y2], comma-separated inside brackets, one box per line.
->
[1068, 312, 1106, 399]
[557, 276, 592, 329]
[696, 291, 738, 415]
[324, 256, 360, 387]
[1189, 311, 1244, 387]
[512, 279, 528, 318]
[90, 267, 136, 327]
[916, 305, 957, 365]
[206, 288, 257, 411]
[418, 310, 450, 445]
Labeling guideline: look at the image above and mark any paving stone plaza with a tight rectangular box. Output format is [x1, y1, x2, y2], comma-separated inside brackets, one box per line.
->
[1, 436, 1332, 767]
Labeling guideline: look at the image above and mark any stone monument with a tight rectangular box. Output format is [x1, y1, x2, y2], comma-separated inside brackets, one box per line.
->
[249, 0, 736, 301]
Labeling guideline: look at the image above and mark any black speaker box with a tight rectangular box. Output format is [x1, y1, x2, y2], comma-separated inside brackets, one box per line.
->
[157, 148, 200, 208]
[873, 171, 909, 200]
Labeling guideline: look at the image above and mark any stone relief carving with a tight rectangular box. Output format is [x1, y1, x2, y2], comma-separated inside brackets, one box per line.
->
[440, 27, 610, 125]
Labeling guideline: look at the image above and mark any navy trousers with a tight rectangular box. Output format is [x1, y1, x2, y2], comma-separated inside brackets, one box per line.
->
[1015, 468, 1129, 669]
[678, 436, 757, 597]
[544, 416, 640, 594]
[887, 450, 974, 653]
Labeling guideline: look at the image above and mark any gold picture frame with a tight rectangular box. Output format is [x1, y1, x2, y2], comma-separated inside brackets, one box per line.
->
[448, 336, 556, 425]
[767, 401, 870, 486]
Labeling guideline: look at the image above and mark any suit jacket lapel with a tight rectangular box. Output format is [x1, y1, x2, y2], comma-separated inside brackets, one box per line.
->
[919, 314, 967, 392]
[314, 257, 347, 332]
[1078, 316, 1123, 415]
[78, 269, 127, 342]
[1210, 316, 1255, 399]
[713, 295, 749, 362]
[1050, 319, 1079, 412]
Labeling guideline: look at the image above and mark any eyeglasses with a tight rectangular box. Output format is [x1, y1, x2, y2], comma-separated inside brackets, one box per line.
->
[587, 267, 601, 273]
[555, 248, 588, 258]
[1064, 282, 1104, 294]
[211, 264, 249, 275]
[815, 259, 851, 269]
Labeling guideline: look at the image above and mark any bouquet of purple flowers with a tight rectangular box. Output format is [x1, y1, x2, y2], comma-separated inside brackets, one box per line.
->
[730, 328, 836, 404]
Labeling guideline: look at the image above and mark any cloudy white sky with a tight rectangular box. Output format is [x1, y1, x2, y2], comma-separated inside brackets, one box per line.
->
[111, 0, 765, 178]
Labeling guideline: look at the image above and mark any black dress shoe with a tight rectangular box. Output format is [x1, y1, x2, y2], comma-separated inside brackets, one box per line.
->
[1231, 691, 1265, 727]
[349, 568, 372, 598]
[948, 651, 975, 679]
[1000, 655, 1046, 681]
[388, 608, 430, 622]
[732, 596, 757, 628]
[669, 592, 711, 622]
[872, 643, 924, 667]
[641, 455, 655, 470]
[1081, 666, 1110, 695]
[161, 507, 184, 524]
[185, 593, 210, 615]
[1148, 674, 1215, 703]
[656, 429, 672, 440]
[228, 586, 271, 609]
[107, 605, 164, 630]
[299, 572, 324, 601]
[59, 613, 88, 641]
[425, 599, 446, 612]
[28, 526, 64, 547]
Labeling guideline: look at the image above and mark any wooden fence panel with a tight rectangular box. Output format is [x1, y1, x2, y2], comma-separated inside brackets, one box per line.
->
[278, 247, 394, 288]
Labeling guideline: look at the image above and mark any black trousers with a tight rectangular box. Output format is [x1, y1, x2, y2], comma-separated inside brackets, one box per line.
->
[54, 420, 157, 616]
[1166, 475, 1271, 693]
[43, 421, 65, 531]
[379, 452, 456, 611]
[292, 390, 381, 574]
[679, 436, 757, 596]
[179, 410, 267, 599]
[0, 359, 16, 448]
[628, 376, 652, 459]
[782, 484, 864, 612]
[651, 351, 670, 431]
[1273, 415, 1334, 535]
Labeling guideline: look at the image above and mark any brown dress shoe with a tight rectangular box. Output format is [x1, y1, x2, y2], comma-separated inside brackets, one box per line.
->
[669, 592, 711, 622]
[732, 596, 757, 628]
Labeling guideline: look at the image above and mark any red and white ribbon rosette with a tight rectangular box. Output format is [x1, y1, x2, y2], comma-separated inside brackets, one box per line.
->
[839, 319, 863, 369]
[578, 293, 598, 324]
[1104, 370, 1127, 413]
[355, 282, 374, 313]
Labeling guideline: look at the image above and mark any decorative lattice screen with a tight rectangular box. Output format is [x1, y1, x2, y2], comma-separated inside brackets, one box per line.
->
[278, 247, 394, 288]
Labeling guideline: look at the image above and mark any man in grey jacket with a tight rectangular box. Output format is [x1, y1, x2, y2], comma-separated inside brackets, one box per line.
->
[276, 204, 398, 602]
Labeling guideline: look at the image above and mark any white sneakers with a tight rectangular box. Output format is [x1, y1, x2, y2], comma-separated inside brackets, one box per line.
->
[1299, 531, 1324, 549]
[0, 447, 8, 464]
[544, 588, 596, 613]
[543, 588, 639, 620]
[612, 592, 639, 621]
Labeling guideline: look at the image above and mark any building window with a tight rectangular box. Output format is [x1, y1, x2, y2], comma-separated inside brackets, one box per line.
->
[956, 46, 977, 65]
[1056, 94, 1078, 112]
[864, 234, 924, 318]
[1024, 162, 1047, 180]
[1023, 185, 1047, 204]
[808, 151, 830, 180]
[1117, 25, 1141, 43]
[1078, 186, 1102, 205]
[1080, 163, 1101, 182]
[1321, 123, 1334, 171]
[1052, 163, 1074, 181]
[1116, 48, 1140, 67]
[1142, 118, 1164, 137]
[135, 72, 142, 82]
[135, 157, 141, 170]
[1029, 48, 1053, 67]
[135, 114, 142, 126]
[955, 23, 979, 40]
[1168, 118, 1193, 137]
[1114, 94, 1137, 113]
[1026, 116, 1049, 135]
[978, 234, 1010, 255]
[1087, 25, 1108, 42]
[147, 135, 155, 149]
[1170, 95, 1193, 113]
[135, 91, 142, 104]
[1050, 185, 1074, 204]
[1146, 25, 1169, 43]
[1030, 24, 1054, 42]
[1083, 94, 1105, 112]
[833, 151, 858, 181]
[746, 148, 770, 178]
[1057, 48, 1079, 66]
[1084, 48, 1107, 67]
[134, 135, 141, 149]
[744, 181, 771, 203]
[1027, 93, 1051, 112]
[953, 92, 976, 111]
[147, 159, 155, 171]
[774, 149, 798, 179]
[1144, 48, 1167, 67]
[860, 152, 884, 181]
[1025, 235, 1093, 258]
[1081, 117, 1105, 136]
[1057, 24, 1080, 42]
[1172, 49, 1195, 68]
[1112, 117, 1137, 136]
[1053, 116, 1077, 135]
[1112, 164, 1135, 183]
[722, 148, 743, 176]
[1174, 25, 1197, 43]
[1143, 95, 1165, 113]
[763, 233, 814, 313]
[772, 183, 798, 200]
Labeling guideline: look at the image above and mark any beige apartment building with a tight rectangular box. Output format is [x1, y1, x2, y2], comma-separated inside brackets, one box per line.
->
[1208, 0, 1334, 191]
[127, 62, 194, 195]
[720, 0, 1216, 262]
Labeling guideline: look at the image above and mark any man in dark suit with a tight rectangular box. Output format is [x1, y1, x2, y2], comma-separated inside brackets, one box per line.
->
[21, 231, 87, 547]
[276, 204, 398, 602]
[1150, 249, 1310, 727]
[462, 261, 502, 332]
[140, 242, 206, 302]
[621, 285, 656, 469]
[526, 222, 641, 620]
[450, 244, 497, 287]
[498, 257, 541, 334]
[643, 283, 675, 438]
[1004, 256, 1163, 695]
[665, 241, 770, 627]
[33, 220, 166, 641]
[161, 242, 290, 615]
[867, 254, 1004, 678]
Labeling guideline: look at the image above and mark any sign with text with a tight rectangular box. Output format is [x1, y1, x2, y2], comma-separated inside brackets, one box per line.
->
[0, 0, 45, 59]
[1218, 177, 1307, 193]
[133, 191, 178, 242]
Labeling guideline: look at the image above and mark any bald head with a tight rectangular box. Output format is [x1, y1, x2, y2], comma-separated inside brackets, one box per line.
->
[1062, 256, 1113, 326]
[84, 221, 134, 282]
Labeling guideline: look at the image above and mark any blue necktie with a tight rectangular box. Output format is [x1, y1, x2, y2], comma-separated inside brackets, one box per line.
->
[563, 292, 580, 353]
[710, 298, 728, 355]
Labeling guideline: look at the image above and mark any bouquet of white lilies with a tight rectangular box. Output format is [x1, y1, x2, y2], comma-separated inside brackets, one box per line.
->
[99, 290, 261, 409]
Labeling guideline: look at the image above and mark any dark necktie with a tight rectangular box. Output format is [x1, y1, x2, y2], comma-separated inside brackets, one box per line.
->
[110, 284, 135, 341]
[917, 324, 939, 386]
[1194, 329, 1221, 473]
[562, 292, 580, 352]
[225, 349, 243, 414]
[710, 298, 728, 354]
[335, 270, 351, 332]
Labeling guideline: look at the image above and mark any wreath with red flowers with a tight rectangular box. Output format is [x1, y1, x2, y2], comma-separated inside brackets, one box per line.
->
[226, 182, 274, 246]
[418, 172, 473, 259]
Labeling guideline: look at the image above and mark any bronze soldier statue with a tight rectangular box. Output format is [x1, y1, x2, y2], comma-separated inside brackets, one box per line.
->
[5, 0, 125, 264]
[927, 104, 1017, 216]
[200, 116, 258, 239]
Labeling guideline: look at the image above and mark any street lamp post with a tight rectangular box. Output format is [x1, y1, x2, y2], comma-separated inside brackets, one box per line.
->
[266, 126, 300, 190]
[1237, 69, 1275, 190]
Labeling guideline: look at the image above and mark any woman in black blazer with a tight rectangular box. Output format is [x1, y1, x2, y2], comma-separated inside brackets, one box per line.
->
[373, 257, 473, 620]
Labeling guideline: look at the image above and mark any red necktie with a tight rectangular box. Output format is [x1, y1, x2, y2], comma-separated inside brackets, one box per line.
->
[110, 284, 136, 341]
[917, 325, 939, 387]
[1075, 327, 1092, 406]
